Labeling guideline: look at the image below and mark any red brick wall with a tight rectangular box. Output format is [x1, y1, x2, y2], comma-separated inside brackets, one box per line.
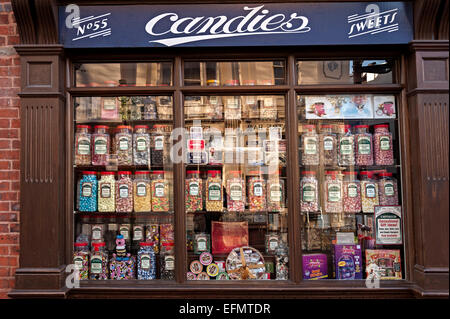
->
[0, 0, 20, 299]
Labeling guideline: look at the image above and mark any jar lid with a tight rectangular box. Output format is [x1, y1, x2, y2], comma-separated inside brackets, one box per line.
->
[186, 170, 200, 174]
[343, 171, 358, 175]
[228, 170, 241, 175]
[301, 171, 316, 175]
[208, 170, 221, 174]
[140, 242, 154, 246]
[117, 125, 132, 130]
[82, 171, 96, 175]
[117, 171, 132, 175]
[76, 125, 90, 129]
[325, 171, 340, 175]
[94, 125, 109, 129]
[92, 242, 106, 246]
[100, 171, 115, 175]
[303, 124, 316, 130]
[135, 171, 150, 175]
[134, 125, 149, 129]
[320, 124, 333, 129]
[374, 124, 389, 129]
[74, 242, 88, 247]
[360, 171, 374, 177]
[378, 172, 393, 177]
[162, 243, 174, 246]
[354, 125, 369, 128]
[248, 170, 262, 175]
[152, 170, 165, 174]
[225, 79, 239, 85]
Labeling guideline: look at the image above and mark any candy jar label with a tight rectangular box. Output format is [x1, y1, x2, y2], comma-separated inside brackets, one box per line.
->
[119, 184, 129, 198]
[74, 257, 83, 270]
[208, 183, 221, 201]
[82, 183, 92, 197]
[358, 137, 371, 155]
[103, 98, 117, 110]
[302, 184, 316, 202]
[165, 256, 175, 270]
[91, 257, 102, 273]
[136, 182, 147, 196]
[384, 182, 395, 196]
[348, 183, 358, 198]
[155, 136, 164, 150]
[380, 136, 391, 151]
[253, 182, 263, 196]
[119, 137, 129, 150]
[365, 183, 376, 198]
[230, 183, 243, 200]
[328, 184, 341, 202]
[155, 183, 165, 197]
[323, 136, 334, 151]
[270, 184, 282, 202]
[141, 255, 150, 269]
[100, 184, 111, 198]
[304, 137, 317, 155]
[136, 137, 147, 151]
[189, 182, 199, 196]
[77, 137, 91, 155]
[340, 137, 353, 155]
[94, 137, 107, 154]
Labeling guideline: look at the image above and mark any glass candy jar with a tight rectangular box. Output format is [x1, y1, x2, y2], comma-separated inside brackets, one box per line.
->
[90, 242, 108, 280]
[98, 171, 116, 212]
[74, 125, 91, 165]
[133, 125, 150, 166]
[206, 170, 223, 212]
[114, 125, 133, 165]
[373, 124, 394, 166]
[378, 172, 399, 206]
[77, 171, 98, 212]
[116, 171, 133, 213]
[301, 125, 319, 166]
[186, 170, 203, 212]
[160, 243, 175, 280]
[133, 171, 151, 212]
[324, 171, 344, 213]
[337, 124, 355, 166]
[355, 125, 373, 166]
[319, 124, 338, 166]
[300, 171, 319, 213]
[360, 171, 379, 213]
[92, 125, 110, 166]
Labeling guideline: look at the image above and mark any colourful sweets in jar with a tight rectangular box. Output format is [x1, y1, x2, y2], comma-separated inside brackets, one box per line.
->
[133, 125, 150, 166]
[137, 242, 157, 280]
[247, 169, 267, 212]
[267, 170, 285, 212]
[355, 125, 373, 166]
[73, 242, 89, 280]
[74, 125, 91, 165]
[206, 170, 223, 212]
[343, 171, 362, 213]
[114, 125, 133, 165]
[324, 171, 344, 213]
[78, 171, 98, 212]
[115, 171, 133, 213]
[300, 171, 319, 213]
[185, 170, 203, 212]
[92, 125, 110, 166]
[226, 171, 245, 212]
[378, 172, 399, 206]
[373, 124, 394, 166]
[160, 243, 175, 280]
[360, 171, 379, 213]
[98, 171, 116, 212]
[133, 171, 151, 212]
[338, 124, 356, 166]
[90, 242, 108, 280]
[145, 224, 160, 254]
[151, 171, 170, 212]
[301, 125, 319, 166]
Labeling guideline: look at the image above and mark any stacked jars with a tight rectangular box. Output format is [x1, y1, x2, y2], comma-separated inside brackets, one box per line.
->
[247, 169, 266, 212]
[133, 125, 150, 166]
[206, 170, 223, 212]
[98, 171, 116, 212]
[73, 242, 89, 280]
[267, 170, 285, 212]
[151, 171, 170, 212]
[116, 171, 133, 213]
[300, 171, 319, 212]
[324, 171, 343, 213]
[185, 170, 203, 212]
[355, 125, 373, 166]
[301, 125, 319, 166]
[92, 125, 110, 165]
[134, 171, 151, 212]
[160, 242, 175, 280]
[115, 125, 133, 165]
[226, 171, 245, 212]
[90, 242, 108, 280]
[337, 124, 355, 166]
[360, 171, 379, 213]
[78, 171, 98, 212]
[378, 172, 399, 206]
[74, 125, 91, 165]
[319, 124, 338, 166]
[342, 171, 361, 213]
[373, 124, 394, 165]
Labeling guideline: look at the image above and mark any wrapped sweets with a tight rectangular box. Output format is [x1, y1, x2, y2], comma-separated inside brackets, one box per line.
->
[133, 171, 151, 212]
[324, 171, 344, 213]
[226, 171, 245, 212]
[267, 170, 285, 212]
[360, 171, 379, 213]
[185, 170, 203, 212]
[133, 125, 151, 166]
[77, 171, 97, 212]
[160, 223, 174, 245]
[355, 125, 374, 166]
[137, 242, 157, 280]
[92, 125, 110, 166]
[73, 242, 89, 280]
[319, 124, 338, 167]
[206, 170, 223, 212]
[343, 171, 362, 213]
[90, 242, 108, 280]
[247, 169, 267, 212]
[151, 171, 170, 212]
[301, 125, 319, 166]
[300, 171, 319, 213]
[150, 125, 166, 166]
[98, 171, 115, 212]
[378, 172, 399, 206]
[373, 124, 394, 166]
[115, 171, 133, 212]
[114, 125, 133, 165]
[74, 125, 91, 165]
[160, 243, 175, 280]
[337, 124, 355, 166]
[145, 224, 160, 254]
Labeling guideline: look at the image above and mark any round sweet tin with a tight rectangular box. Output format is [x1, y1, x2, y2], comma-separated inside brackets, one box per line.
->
[196, 272, 210, 280]
[199, 252, 213, 266]
[189, 260, 203, 274]
[206, 263, 219, 277]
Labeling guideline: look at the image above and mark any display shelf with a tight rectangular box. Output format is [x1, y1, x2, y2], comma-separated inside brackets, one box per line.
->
[75, 119, 174, 125]
[74, 165, 167, 171]
[187, 252, 276, 260]
[298, 164, 401, 170]
[74, 211, 174, 218]
[185, 117, 286, 123]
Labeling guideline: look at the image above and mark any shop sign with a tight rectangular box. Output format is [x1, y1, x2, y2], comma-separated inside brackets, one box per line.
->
[59, 2, 413, 48]
[374, 206, 403, 245]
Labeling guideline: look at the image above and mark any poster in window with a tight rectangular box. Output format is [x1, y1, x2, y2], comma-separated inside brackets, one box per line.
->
[373, 95, 397, 119]
[374, 205, 402, 245]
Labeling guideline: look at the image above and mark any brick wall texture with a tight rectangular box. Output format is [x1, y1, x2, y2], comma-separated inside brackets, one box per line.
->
[0, 0, 20, 299]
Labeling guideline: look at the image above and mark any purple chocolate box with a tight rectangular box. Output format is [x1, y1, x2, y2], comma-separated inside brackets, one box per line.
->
[302, 253, 328, 280]
[333, 244, 363, 280]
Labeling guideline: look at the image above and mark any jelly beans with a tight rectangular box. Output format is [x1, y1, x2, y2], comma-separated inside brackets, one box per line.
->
[186, 170, 203, 212]
[247, 170, 266, 212]
[206, 170, 223, 212]
[78, 171, 98, 212]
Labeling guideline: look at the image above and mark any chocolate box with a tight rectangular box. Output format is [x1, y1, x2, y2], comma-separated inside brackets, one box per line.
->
[333, 244, 363, 279]
[302, 253, 328, 280]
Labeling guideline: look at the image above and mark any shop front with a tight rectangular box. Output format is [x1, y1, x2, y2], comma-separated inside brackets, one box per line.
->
[8, 0, 449, 298]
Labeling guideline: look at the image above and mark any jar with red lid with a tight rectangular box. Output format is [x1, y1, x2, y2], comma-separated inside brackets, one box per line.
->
[151, 171, 170, 212]
[114, 125, 133, 165]
[98, 171, 116, 212]
[206, 170, 223, 212]
[186, 170, 203, 212]
[301, 125, 319, 166]
[300, 171, 319, 212]
[247, 169, 267, 212]
[337, 124, 355, 166]
[133, 171, 151, 212]
[92, 125, 110, 166]
[324, 171, 343, 213]
[115, 171, 133, 213]
[73, 242, 89, 280]
[133, 125, 150, 166]
[267, 170, 285, 212]
[74, 125, 91, 165]
[343, 171, 361, 213]
[226, 171, 245, 212]
[373, 124, 394, 165]
[355, 125, 373, 166]
[378, 172, 399, 206]
[90, 242, 108, 280]
[360, 171, 379, 213]
[160, 242, 175, 280]
[319, 124, 338, 166]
